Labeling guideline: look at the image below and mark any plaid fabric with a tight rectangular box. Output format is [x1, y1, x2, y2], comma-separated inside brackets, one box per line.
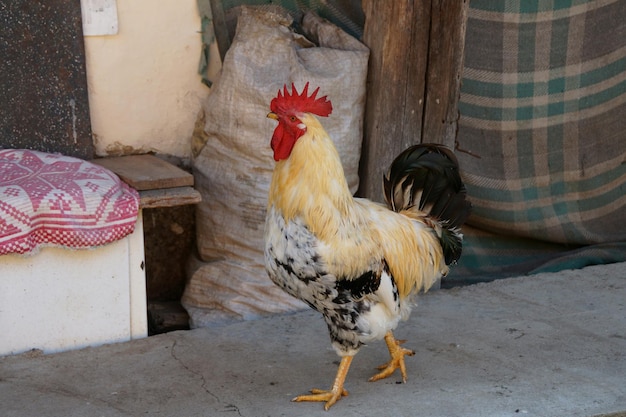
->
[448, 0, 626, 281]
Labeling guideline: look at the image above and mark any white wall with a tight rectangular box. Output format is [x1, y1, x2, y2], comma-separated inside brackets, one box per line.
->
[83, 0, 218, 159]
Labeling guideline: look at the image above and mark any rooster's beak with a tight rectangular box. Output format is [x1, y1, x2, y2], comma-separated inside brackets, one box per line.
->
[267, 112, 278, 120]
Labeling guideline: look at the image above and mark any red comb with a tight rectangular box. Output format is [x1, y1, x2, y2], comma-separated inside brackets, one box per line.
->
[270, 82, 332, 117]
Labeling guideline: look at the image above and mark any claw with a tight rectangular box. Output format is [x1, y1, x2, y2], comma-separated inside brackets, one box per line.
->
[369, 331, 415, 382]
[293, 387, 349, 411]
[292, 356, 353, 410]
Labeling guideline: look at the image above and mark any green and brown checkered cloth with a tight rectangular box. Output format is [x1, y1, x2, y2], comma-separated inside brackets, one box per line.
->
[448, 0, 626, 284]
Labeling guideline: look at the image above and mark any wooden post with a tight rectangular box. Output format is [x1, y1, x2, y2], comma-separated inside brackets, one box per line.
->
[358, 0, 469, 200]
[423, 0, 469, 149]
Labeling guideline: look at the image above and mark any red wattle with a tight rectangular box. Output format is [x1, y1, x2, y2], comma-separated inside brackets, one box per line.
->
[271, 123, 300, 161]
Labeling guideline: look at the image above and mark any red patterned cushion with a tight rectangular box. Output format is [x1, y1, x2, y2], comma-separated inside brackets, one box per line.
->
[0, 149, 140, 255]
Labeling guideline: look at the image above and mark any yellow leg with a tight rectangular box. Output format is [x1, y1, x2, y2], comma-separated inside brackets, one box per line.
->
[292, 355, 352, 411]
[368, 331, 415, 382]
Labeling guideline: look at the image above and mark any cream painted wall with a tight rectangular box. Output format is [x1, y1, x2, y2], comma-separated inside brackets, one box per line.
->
[83, 0, 216, 158]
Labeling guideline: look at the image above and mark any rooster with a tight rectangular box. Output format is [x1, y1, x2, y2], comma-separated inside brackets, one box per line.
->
[264, 83, 471, 410]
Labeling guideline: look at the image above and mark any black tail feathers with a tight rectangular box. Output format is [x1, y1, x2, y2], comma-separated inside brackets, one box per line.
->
[383, 144, 472, 265]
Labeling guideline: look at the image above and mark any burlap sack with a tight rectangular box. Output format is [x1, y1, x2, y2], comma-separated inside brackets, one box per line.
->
[182, 6, 369, 326]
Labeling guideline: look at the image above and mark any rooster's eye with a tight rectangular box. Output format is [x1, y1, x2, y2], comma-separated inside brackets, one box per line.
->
[290, 116, 298, 122]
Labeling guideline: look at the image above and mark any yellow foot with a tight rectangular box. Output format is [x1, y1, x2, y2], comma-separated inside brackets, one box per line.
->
[292, 356, 353, 410]
[292, 387, 349, 411]
[368, 331, 415, 383]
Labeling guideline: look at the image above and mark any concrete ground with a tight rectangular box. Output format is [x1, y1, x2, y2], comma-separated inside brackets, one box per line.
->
[1, 262, 625, 417]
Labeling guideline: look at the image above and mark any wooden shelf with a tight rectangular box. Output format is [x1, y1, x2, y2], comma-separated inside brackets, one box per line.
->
[138, 187, 201, 209]
[92, 154, 194, 191]
[92, 154, 201, 208]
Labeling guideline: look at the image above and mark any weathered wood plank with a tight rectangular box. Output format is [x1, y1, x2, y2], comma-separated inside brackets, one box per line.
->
[422, 0, 469, 149]
[358, 0, 469, 201]
[92, 154, 194, 190]
[139, 187, 201, 209]
[359, 0, 431, 200]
